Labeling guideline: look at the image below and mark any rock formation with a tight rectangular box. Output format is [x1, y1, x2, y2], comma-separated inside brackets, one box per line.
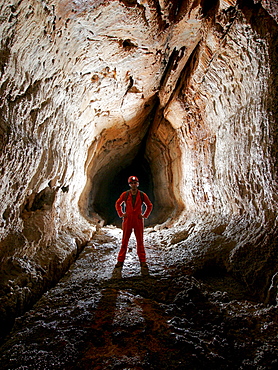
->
[0, 0, 278, 341]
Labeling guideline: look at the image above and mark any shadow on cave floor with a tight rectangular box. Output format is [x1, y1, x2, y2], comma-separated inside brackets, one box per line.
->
[0, 226, 278, 369]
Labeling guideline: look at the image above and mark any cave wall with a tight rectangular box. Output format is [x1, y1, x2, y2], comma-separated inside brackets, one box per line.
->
[170, 1, 278, 294]
[152, 0, 278, 295]
[0, 0, 278, 337]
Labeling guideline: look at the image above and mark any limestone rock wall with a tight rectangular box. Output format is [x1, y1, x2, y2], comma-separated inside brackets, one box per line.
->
[145, 0, 278, 297]
[170, 2, 278, 295]
[0, 0, 278, 338]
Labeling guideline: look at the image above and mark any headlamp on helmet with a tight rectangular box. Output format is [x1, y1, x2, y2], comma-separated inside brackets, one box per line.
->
[128, 176, 139, 184]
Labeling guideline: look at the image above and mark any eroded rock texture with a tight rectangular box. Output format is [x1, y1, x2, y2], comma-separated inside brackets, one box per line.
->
[1, 227, 277, 369]
[0, 0, 278, 343]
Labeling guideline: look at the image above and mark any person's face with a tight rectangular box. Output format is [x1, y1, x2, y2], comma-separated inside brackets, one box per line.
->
[130, 181, 139, 190]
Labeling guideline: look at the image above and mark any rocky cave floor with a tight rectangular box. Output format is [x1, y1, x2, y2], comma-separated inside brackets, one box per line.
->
[0, 226, 278, 370]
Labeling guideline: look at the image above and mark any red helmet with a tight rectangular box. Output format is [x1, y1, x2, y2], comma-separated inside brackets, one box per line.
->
[128, 176, 139, 184]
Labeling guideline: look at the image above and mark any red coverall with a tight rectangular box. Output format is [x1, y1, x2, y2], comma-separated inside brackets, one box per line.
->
[115, 190, 153, 263]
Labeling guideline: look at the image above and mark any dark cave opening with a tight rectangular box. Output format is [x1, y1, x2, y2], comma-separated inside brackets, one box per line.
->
[92, 149, 155, 227]
[83, 101, 178, 228]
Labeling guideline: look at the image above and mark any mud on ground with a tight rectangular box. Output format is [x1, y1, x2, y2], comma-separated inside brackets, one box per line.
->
[0, 226, 277, 369]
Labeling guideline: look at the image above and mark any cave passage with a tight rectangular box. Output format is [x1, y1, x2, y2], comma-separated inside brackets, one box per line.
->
[83, 101, 179, 228]
[92, 147, 155, 227]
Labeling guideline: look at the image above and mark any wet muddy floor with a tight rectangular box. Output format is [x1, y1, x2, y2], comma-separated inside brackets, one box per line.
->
[0, 226, 278, 369]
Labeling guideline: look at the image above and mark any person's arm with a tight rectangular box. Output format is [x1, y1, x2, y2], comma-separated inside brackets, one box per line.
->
[142, 193, 153, 219]
[115, 192, 126, 218]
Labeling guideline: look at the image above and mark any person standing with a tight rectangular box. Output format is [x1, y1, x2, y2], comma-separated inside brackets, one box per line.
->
[115, 176, 153, 268]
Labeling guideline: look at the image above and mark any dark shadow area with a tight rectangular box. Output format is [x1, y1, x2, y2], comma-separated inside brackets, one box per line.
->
[81, 97, 179, 228]
[92, 145, 155, 227]
[65, 273, 184, 370]
[201, 0, 219, 17]
[193, 264, 255, 302]
[81, 99, 169, 227]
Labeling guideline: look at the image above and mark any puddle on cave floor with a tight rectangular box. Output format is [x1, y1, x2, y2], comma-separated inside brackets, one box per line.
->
[0, 226, 278, 369]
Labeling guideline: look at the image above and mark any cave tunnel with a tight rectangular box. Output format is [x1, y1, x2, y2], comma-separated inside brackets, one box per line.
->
[84, 100, 178, 228]
[92, 149, 155, 227]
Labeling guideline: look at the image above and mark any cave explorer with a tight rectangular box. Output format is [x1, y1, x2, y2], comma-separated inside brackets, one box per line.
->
[115, 176, 153, 269]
